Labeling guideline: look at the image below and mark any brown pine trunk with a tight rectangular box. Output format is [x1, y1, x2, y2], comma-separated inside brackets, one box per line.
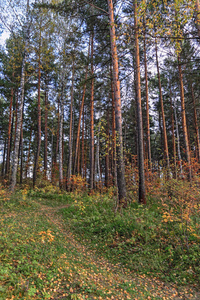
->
[90, 31, 95, 191]
[178, 55, 192, 181]
[143, 25, 151, 172]
[108, 0, 126, 207]
[155, 40, 170, 171]
[33, 35, 42, 188]
[134, 0, 146, 204]
[44, 75, 48, 178]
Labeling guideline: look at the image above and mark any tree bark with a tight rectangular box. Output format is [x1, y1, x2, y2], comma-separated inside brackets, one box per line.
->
[108, 0, 126, 207]
[44, 75, 48, 178]
[143, 24, 152, 172]
[33, 30, 42, 188]
[10, 0, 29, 192]
[67, 58, 75, 184]
[155, 40, 170, 171]
[89, 30, 95, 191]
[6, 84, 14, 177]
[178, 55, 192, 181]
[134, 0, 146, 204]
[170, 86, 177, 179]
[191, 83, 200, 162]
[59, 90, 64, 189]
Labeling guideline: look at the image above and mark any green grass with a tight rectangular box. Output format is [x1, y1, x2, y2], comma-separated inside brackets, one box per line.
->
[0, 184, 199, 299]
[59, 191, 200, 286]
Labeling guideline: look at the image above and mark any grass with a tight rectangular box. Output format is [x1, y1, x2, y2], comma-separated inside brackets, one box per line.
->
[0, 180, 200, 299]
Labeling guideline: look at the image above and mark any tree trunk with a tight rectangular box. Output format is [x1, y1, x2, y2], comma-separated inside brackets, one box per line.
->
[74, 45, 90, 173]
[143, 24, 152, 172]
[155, 40, 170, 171]
[10, 0, 29, 192]
[6, 85, 14, 177]
[191, 83, 200, 162]
[170, 86, 177, 179]
[111, 77, 117, 187]
[174, 104, 183, 176]
[81, 106, 85, 178]
[67, 60, 75, 188]
[108, 0, 126, 207]
[178, 55, 192, 181]
[33, 32, 42, 188]
[44, 75, 48, 178]
[59, 91, 64, 189]
[25, 127, 32, 178]
[89, 31, 95, 191]
[1, 138, 7, 178]
[134, 0, 146, 204]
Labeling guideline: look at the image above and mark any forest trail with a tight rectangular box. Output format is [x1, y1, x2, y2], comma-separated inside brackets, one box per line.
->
[30, 202, 199, 300]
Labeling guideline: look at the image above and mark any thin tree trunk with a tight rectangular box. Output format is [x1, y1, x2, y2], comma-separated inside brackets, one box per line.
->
[10, 0, 29, 192]
[111, 77, 117, 187]
[108, 0, 126, 207]
[1, 138, 7, 177]
[174, 104, 183, 176]
[44, 75, 48, 178]
[67, 59, 75, 184]
[20, 121, 23, 184]
[25, 127, 32, 178]
[178, 55, 192, 181]
[89, 31, 95, 191]
[155, 40, 170, 171]
[33, 31, 42, 188]
[74, 45, 90, 173]
[143, 24, 152, 172]
[134, 0, 146, 204]
[59, 91, 64, 189]
[170, 86, 177, 179]
[105, 109, 110, 188]
[81, 106, 85, 178]
[6, 85, 14, 177]
[191, 83, 200, 162]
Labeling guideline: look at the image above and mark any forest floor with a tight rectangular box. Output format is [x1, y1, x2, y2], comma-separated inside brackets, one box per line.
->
[0, 184, 200, 299]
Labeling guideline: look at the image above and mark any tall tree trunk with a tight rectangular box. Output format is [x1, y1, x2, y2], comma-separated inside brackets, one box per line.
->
[108, 0, 126, 207]
[155, 40, 170, 171]
[191, 83, 200, 162]
[74, 45, 89, 173]
[143, 24, 151, 172]
[59, 90, 64, 189]
[170, 86, 177, 179]
[81, 106, 85, 178]
[20, 121, 23, 184]
[174, 104, 183, 176]
[6, 84, 14, 177]
[67, 60, 75, 187]
[89, 31, 95, 191]
[33, 31, 42, 188]
[1, 138, 7, 178]
[44, 75, 48, 178]
[134, 0, 146, 204]
[178, 55, 192, 181]
[105, 110, 110, 188]
[111, 77, 117, 187]
[25, 127, 32, 178]
[10, 0, 29, 192]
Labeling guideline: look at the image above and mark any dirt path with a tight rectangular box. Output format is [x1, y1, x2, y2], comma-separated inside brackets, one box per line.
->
[37, 204, 200, 300]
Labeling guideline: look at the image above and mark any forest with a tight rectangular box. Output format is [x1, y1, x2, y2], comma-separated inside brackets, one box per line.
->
[0, 0, 200, 299]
